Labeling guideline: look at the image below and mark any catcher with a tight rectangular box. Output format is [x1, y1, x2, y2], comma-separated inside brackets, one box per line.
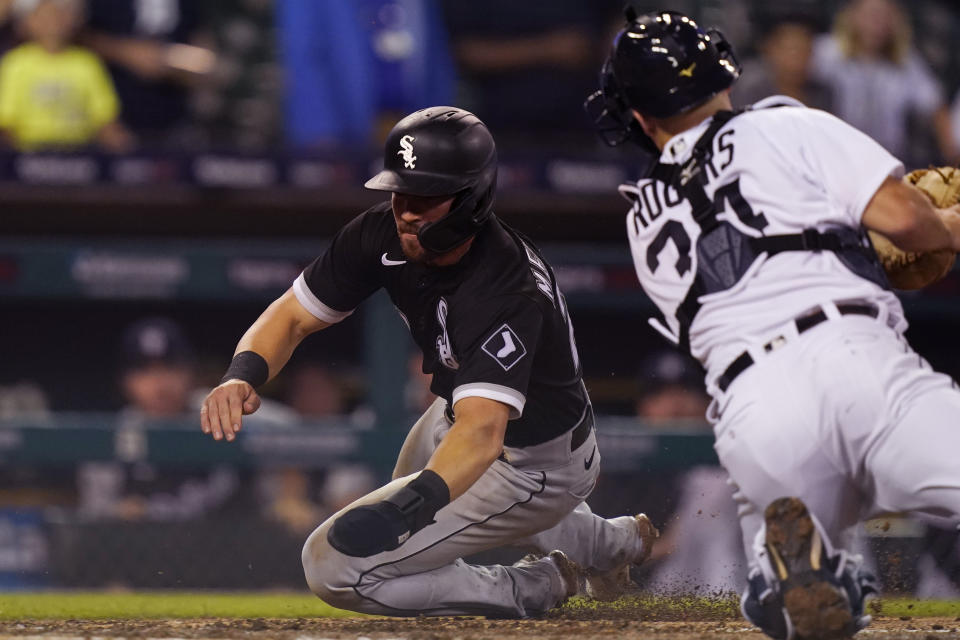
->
[589, 7, 960, 640]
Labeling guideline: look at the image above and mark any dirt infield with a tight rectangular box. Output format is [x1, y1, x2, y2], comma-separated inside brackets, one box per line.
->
[2, 605, 959, 640]
[0, 592, 955, 639]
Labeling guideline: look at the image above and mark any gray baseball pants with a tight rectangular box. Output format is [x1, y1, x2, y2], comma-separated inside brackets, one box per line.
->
[301, 398, 643, 617]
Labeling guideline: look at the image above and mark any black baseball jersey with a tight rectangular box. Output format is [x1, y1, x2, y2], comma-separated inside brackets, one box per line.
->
[294, 202, 589, 447]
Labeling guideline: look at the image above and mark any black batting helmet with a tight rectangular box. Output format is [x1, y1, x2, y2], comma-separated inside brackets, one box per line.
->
[365, 106, 497, 254]
[586, 8, 741, 148]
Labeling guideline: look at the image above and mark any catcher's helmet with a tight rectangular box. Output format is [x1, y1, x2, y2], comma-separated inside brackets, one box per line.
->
[366, 106, 497, 254]
[586, 7, 741, 148]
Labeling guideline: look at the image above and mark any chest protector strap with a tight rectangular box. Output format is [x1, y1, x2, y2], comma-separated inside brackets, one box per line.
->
[649, 109, 888, 352]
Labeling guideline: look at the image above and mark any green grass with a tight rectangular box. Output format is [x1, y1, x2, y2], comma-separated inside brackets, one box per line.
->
[0, 592, 356, 620]
[0, 591, 955, 621]
[874, 597, 960, 618]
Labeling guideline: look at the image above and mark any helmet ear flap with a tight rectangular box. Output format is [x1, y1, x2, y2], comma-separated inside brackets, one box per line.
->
[416, 166, 497, 254]
[469, 172, 496, 224]
[416, 193, 477, 253]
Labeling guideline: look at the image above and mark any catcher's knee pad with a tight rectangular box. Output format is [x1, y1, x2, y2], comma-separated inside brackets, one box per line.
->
[740, 499, 878, 640]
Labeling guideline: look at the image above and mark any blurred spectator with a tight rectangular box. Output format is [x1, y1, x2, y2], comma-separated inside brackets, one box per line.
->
[0, 381, 50, 420]
[811, 0, 957, 163]
[0, 0, 19, 53]
[78, 317, 296, 522]
[283, 360, 376, 428]
[319, 463, 377, 516]
[635, 349, 709, 422]
[0, 0, 132, 151]
[284, 362, 348, 419]
[440, 0, 600, 140]
[81, 0, 215, 148]
[589, 349, 709, 523]
[917, 524, 960, 597]
[193, 0, 278, 150]
[732, 9, 833, 112]
[278, 0, 454, 148]
[258, 466, 324, 536]
[79, 318, 238, 521]
[632, 350, 745, 595]
[117, 315, 194, 419]
[116, 316, 299, 426]
[256, 462, 376, 539]
[267, 360, 377, 535]
[949, 91, 960, 154]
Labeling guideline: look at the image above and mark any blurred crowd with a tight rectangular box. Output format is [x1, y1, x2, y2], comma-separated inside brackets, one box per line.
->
[77, 316, 436, 533]
[0, 0, 954, 166]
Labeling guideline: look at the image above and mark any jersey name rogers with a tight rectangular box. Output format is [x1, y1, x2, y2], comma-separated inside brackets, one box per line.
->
[627, 130, 737, 231]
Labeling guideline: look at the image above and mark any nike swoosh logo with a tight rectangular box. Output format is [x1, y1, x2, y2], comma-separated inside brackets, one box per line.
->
[584, 445, 597, 470]
[381, 253, 406, 266]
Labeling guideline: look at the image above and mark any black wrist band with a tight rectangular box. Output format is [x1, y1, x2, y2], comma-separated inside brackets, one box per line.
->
[220, 350, 269, 387]
[385, 469, 451, 534]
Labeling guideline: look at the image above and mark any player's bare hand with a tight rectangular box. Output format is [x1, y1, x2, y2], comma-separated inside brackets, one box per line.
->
[200, 380, 261, 442]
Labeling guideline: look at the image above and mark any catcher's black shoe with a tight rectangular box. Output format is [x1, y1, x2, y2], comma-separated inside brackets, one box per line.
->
[741, 497, 877, 640]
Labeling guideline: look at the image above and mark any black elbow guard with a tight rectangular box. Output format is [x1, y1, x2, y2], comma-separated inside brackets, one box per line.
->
[326, 470, 450, 558]
[388, 469, 451, 533]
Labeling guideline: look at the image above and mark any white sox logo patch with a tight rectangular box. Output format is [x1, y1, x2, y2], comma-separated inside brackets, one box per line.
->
[481, 324, 527, 371]
[436, 297, 459, 370]
[398, 135, 416, 169]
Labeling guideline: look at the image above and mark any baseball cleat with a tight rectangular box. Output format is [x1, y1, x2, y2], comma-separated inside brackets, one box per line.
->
[513, 550, 582, 602]
[763, 497, 853, 640]
[585, 513, 659, 601]
[547, 550, 582, 600]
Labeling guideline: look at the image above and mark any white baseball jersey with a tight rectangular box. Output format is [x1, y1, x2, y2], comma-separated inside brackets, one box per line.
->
[622, 96, 907, 385]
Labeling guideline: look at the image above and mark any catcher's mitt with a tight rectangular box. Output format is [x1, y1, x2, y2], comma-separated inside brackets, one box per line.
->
[867, 167, 959, 290]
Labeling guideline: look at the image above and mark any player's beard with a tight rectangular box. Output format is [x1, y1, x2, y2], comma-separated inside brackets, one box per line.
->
[399, 234, 426, 262]
[397, 225, 440, 265]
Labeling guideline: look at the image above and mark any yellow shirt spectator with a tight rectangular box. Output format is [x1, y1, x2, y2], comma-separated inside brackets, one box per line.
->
[0, 42, 120, 150]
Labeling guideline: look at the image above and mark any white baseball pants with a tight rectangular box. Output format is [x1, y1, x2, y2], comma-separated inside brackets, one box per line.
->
[710, 307, 960, 560]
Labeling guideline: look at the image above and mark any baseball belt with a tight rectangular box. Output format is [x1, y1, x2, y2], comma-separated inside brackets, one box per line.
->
[445, 401, 594, 456]
[716, 301, 880, 392]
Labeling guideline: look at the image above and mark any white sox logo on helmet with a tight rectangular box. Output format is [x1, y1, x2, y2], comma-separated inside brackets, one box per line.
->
[398, 135, 417, 169]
